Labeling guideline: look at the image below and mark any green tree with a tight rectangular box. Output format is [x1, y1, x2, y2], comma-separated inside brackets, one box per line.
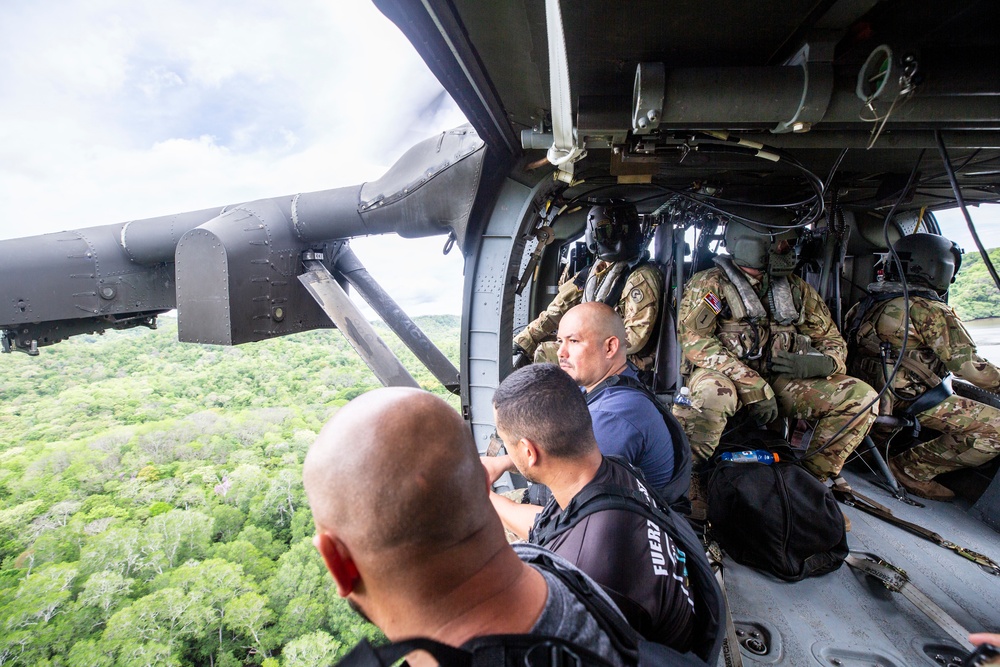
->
[211, 541, 276, 583]
[78, 570, 135, 620]
[104, 587, 210, 658]
[223, 592, 274, 658]
[152, 558, 256, 662]
[281, 630, 341, 667]
[0, 315, 459, 662]
[3, 562, 78, 630]
[211, 505, 246, 543]
[950, 246, 1000, 320]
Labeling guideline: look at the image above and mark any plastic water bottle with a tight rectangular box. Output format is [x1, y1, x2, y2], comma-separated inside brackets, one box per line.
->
[720, 449, 780, 465]
[674, 386, 693, 407]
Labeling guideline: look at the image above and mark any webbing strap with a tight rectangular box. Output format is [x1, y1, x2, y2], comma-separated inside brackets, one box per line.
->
[768, 275, 798, 326]
[583, 375, 693, 511]
[834, 487, 1000, 576]
[707, 546, 744, 667]
[902, 372, 954, 417]
[544, 0, 586, 182]
[845, 553, 974, 650]
[712, 256, 767, 321]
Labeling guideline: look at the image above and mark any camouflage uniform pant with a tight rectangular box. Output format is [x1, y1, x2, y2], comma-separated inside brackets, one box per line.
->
[673, 368, 878, 480]
[893, 393, 1000, 481]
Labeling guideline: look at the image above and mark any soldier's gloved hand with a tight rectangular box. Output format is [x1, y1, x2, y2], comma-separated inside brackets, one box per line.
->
[512, 343, 530, 369]
[771, 346, 837, 379]
[746, 396, 778, 427]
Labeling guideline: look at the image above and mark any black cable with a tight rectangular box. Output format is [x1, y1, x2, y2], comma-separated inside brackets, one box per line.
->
[823, 149, 849, 196]
[800, 150, 925, 465]
[915, 148, 982, 188]
[935, 129, 1000, 294]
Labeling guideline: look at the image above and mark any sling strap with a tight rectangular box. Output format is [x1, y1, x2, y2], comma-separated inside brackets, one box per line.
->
[531, 459, 725, 666]
[586, 371, 692, 511]
[706, 546, 745, 667]
[902, 372, 954, 418]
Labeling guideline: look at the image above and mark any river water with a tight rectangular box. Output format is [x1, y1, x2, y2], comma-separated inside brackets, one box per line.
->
[962, 317, 1000, 366]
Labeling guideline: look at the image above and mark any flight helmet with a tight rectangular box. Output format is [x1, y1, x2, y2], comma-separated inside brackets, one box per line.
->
[724, 219, 799, 276]
[889, 233, 963, 292]
[585, 203, 645, 262]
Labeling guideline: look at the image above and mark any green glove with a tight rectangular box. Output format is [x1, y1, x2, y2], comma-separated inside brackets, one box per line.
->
[746, 396, 778, 426]
[771, 346, 837, 379]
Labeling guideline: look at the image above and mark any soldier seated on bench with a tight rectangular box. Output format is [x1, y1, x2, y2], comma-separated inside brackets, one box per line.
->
[514, 203, 662, 371]
[671, 219, 878, 483]
[846, 233, 1000, 500]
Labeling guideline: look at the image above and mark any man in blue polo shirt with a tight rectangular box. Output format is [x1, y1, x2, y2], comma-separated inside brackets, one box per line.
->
[557, 302, 687, 502]
[487, 302, 688, 505]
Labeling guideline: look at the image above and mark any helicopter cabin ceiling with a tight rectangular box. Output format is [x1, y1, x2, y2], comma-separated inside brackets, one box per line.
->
[376, 0, 1000, 213]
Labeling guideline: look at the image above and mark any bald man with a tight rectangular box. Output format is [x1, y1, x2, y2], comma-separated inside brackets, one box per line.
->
[303, 387, 631, 665]
[490, 303, 688, 504]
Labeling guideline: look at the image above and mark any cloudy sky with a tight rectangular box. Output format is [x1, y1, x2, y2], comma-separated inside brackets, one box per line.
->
[1, 1, 997, 322]
[0, 0, 468, 315]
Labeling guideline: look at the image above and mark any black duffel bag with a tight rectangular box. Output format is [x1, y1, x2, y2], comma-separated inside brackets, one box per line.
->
[706, 432, 848, 582]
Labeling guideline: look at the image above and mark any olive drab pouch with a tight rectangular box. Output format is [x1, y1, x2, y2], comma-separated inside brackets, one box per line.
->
[706, 431, 848, 582]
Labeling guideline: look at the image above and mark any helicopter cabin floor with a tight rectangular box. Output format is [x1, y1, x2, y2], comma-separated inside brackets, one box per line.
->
[721, 466, 1000, 667]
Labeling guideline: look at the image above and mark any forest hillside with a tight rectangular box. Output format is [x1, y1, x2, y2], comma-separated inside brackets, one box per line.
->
[950, 247, 1000, 320]
[0, 316, 459, 667]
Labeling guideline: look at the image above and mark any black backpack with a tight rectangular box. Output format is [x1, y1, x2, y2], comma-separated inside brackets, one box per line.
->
[335, 547, 714, 667]
[531, 458, 724, 666]
[706, 432, 848, 582]
[585, 372, 694, 512]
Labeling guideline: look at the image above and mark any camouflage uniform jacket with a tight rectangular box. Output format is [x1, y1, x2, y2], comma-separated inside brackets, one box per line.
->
[678, 267, 847, 405]
[514, 261, 662, 360]
[846, 288, 1000, 399]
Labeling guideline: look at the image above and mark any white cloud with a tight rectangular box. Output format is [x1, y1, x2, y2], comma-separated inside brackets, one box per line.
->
[934, 204, 1000, 252]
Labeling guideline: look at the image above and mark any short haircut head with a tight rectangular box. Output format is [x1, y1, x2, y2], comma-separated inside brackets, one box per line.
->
[304, 388, 487, 562]
[492, 363, 595, 459]
[568, 302, 627, 350]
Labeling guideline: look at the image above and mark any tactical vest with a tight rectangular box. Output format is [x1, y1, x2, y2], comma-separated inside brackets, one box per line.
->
[573, 257, 650, 308]
[710, 256, 809, 374]
[575, 257, 660, 365]
[586, 371, 692, 512]
[846, 282, 948, 398]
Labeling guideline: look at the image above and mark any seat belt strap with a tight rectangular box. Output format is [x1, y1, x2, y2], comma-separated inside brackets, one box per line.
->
[845, 553, 974, 650]
[903, 372, 955, 417]
[708, 544, 745, 667]
[833, 487, 1000, 576]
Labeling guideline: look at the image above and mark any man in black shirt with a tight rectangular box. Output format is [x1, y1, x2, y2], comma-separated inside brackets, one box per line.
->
[486, 364, 697, 651]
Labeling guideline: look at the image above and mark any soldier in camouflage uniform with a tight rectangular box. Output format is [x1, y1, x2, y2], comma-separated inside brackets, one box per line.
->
[672, 220, 878, 481]
[514, 203, 662, 370]
[846, 233, 1000, 500]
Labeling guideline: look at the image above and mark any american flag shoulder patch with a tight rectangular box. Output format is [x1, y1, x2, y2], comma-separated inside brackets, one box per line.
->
[703, 291, 723, 314]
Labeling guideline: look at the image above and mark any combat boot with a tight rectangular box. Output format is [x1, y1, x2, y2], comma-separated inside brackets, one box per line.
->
[888, 457, 955, 501]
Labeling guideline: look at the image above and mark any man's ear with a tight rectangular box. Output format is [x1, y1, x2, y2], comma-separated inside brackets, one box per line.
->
[605, 335, 621, 358]
[313, 532, 360, 597]
[521, 438, 541, 469]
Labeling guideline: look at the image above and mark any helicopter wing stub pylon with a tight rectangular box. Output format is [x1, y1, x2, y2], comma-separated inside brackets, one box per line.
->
[299, 258, 420, 390]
